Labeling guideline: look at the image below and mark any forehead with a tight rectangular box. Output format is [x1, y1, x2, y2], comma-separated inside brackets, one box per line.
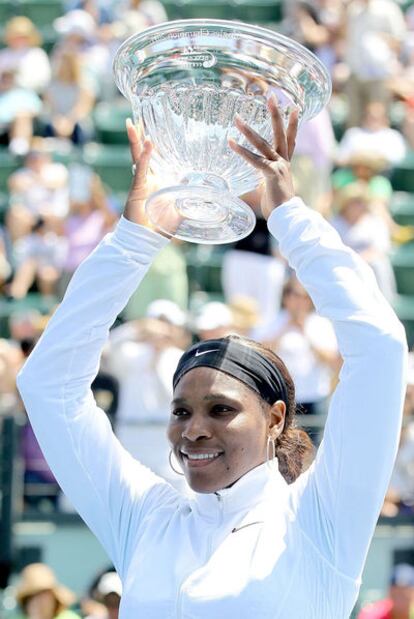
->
[173, 366, 255, 401]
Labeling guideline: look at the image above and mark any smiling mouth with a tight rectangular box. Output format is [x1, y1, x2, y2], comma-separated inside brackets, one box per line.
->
[180, 451, 223, 468]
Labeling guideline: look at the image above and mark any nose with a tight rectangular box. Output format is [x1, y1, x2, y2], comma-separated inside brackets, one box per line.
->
[181, 414, 212, 442]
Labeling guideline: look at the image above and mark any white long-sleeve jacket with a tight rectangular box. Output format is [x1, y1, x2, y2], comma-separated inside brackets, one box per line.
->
[17, 197, 407, 619]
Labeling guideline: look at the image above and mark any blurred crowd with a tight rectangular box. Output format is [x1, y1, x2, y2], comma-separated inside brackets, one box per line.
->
[0, 0, 414, 596]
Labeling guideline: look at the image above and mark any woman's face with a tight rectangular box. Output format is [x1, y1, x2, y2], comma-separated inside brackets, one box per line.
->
[167, 367, 285, 493]
[25, 591, 57, 619]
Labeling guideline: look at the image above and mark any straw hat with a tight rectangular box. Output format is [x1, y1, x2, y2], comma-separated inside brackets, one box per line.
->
[347, 150, 387, 173]
[4, 17, 41, 47]
[335, 181, 372, 214]
[16, 564, 76, 611]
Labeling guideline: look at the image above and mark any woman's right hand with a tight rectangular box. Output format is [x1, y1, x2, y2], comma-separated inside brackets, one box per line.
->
[124, 119, 182, 237]
[124, 118, 155, 228]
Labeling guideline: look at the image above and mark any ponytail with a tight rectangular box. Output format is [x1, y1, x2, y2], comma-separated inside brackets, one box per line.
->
[225, 334, 315, 484]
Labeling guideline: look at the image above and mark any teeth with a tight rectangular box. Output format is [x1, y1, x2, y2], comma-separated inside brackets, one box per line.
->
[184, 453, 220, 460]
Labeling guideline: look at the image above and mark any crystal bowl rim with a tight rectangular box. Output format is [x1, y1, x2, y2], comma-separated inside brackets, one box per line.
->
[113, 17, 332, 101]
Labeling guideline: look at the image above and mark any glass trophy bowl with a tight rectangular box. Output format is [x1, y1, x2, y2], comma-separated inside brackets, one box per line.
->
[113, 19, 331, 244]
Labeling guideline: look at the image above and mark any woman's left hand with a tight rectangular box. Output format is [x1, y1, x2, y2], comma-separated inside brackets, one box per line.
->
[229, 96, 299, 220]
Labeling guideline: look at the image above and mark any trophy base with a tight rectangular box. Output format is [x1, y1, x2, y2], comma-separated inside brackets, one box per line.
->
[145, 173, 256, 244]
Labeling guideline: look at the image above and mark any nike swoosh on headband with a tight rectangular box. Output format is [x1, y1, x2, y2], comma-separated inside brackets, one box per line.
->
[194, 349, 219, 357]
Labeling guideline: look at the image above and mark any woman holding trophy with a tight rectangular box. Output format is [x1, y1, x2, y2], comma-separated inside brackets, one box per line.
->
[16, 89, 407, 617]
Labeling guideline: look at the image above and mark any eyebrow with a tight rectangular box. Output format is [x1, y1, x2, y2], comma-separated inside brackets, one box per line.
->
[171, 393, 239, 406]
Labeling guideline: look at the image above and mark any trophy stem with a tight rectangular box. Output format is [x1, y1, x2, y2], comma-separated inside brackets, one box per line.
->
[145, 173, 256, 244]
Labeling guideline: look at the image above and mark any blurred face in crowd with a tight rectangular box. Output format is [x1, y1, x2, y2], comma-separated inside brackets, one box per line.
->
[283, 279, 313, 321]
[104, 593, 120, 619]
[389, 584, 414, 615]
[363, 102, 389, 131]
[403, 384, 414, 417]
[24, 591, 57, 619]
[341, 198, 368, 225]
[26, 152, 50, 173]
[167, 366, 285, 493]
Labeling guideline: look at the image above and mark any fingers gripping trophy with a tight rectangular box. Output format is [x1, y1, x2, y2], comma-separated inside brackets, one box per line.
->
[114, 19, 331, 243]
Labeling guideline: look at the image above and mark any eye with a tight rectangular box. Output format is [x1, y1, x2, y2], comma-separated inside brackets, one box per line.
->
[211, 404, 235, 415]
[171, 408, 190, 417]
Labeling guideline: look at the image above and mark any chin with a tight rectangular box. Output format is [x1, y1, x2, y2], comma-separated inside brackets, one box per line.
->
[187, 476, 223, 494]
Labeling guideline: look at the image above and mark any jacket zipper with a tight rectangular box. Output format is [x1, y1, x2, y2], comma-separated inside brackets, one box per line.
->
[176, 494, 224, 618]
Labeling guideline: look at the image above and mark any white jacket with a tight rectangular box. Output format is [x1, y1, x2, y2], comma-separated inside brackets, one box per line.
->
[17, 197, 407, 619]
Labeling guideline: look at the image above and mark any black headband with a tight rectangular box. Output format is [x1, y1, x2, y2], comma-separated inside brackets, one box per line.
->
[173, 339, 288, 405]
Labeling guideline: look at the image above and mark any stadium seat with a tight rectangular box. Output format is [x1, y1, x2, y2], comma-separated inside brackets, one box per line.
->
[93, 102, 130, 145]
[82, 144, 132, 192]
[390, 151, 414, 192]
[0, 0, 14, 26]
[184, 244, 225, 294]
[0, 294, 57, 338]
[179, 0, 234, 19]
[160, 0, 186, 19]
[0, 149, 19, 192]
[390, 192, 414, 227]
[18, 0, 64, 27]
[234, 0, 283, 24]
[393, 294, 414, 346]
[0, 192, 9, 226]
[391, 241, 414, 295]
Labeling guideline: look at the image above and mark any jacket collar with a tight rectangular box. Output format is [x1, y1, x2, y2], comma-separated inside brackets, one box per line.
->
[190, 460, 289, 522]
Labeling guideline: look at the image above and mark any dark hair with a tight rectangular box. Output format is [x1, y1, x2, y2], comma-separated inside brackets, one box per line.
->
[224, 334, 315, 484]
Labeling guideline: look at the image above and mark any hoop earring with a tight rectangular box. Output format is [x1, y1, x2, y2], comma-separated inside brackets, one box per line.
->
[266, 435, 276, 470]
[169, 450, 184, 476]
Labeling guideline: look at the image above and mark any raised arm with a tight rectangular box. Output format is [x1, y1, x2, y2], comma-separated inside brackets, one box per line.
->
[230, 100, 408, 580]
[16, 124, 176, 577]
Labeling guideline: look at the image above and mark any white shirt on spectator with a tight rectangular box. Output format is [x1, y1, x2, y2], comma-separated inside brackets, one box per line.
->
[337, 126, 407, 166]
[346, 0, 406, 80]
[0, 47, 51, 93]
[253, 310, 338, 403]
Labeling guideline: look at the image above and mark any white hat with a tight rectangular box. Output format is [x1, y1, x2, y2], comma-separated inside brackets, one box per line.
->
[194, 302, 233, 332]
[96, 572, 122, 597]
[146, 299, 187, 327]
[54, 10, 96, 38]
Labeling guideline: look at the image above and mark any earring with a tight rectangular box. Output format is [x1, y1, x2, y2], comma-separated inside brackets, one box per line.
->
[169, 450, 184, 476]
[266, 435, 276, 470]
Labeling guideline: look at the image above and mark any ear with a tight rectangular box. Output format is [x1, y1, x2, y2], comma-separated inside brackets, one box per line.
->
[268, 400, 286, 439]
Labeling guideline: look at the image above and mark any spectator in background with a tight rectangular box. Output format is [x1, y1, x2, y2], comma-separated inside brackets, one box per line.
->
[357, 563, 414, 619]
[102, 300, 188, 485]
[332, 151, 392, 204]
[291, 108, 336, 214]
[331, 150, 414, 244]
[8, 216, 67, 300]
[7, 144, 69, 241]
[336, 101, 407, 168]
[43, 49, 95, 145]
[382, 352, 414, 518]
[15, 564, 80, 619]
[344, 0, 405, 127]
[123, 241, 188, 319]
[283, 0, 345, 76]
[0, 226, 12, 292]
[0, 337, 24, 411]
[222, 186, 286, 326]
[91, 572, 121, 619]
[52, 10, 111, 100]
[228, 295, 260, 338]
[0, 17, 51, 94]
[331, 182, 396, 301]
[253, 276, 339, 445]
[193, 301, 235, 341]
[0, 69, 42, 156]
[111, 0, 168, 39]
[60, 164, 117, 294]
